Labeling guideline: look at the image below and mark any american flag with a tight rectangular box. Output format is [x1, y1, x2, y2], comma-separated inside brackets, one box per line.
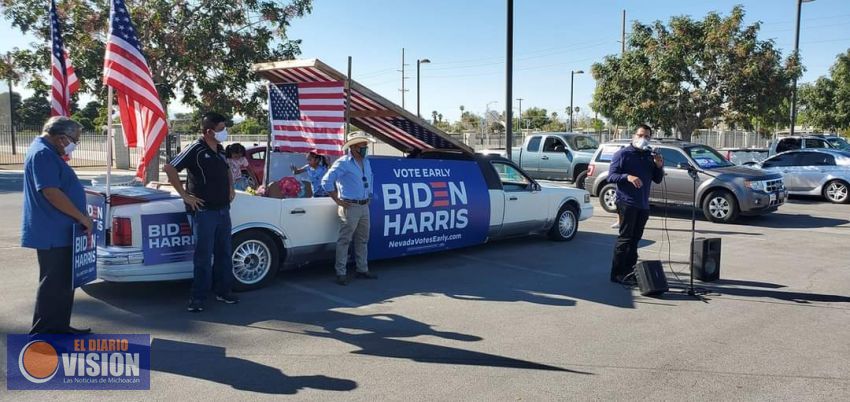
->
[103, 0, 168, 180]
[49, 0, 79, 117]
[269, 81, 345, 156]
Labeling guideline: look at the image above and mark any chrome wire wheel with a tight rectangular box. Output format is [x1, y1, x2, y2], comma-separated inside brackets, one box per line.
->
[232, 239, 271, 285]
[825, 181, 849, 203]
[558, 208, 577, 238]
[708, 196, 731, 219]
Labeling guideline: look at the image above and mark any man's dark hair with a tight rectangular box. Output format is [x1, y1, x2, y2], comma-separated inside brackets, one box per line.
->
[201, 112, 228, 131]
[637, 123, 653, 136]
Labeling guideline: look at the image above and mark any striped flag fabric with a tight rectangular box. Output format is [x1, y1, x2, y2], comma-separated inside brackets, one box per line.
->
[269, 81, 346, 156]
[103, 0, 168, 180]
[49, 0, 79, 117]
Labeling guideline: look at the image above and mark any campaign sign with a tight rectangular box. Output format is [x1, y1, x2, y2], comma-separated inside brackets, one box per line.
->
[72, 225, 97, 289]
[141, 213, 194, 265]
[6, 334, 150, 390]
[368, 158, 490, 260]
[85, 192, 106, 247]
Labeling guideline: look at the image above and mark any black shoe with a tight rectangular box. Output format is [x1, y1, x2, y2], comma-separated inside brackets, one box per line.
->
[355, 271, 378, 279]
[187, 299, 204, 313]
[336, 275, 349, 286]
[613, 275, 636, 285]
[215, 294, 240, 304]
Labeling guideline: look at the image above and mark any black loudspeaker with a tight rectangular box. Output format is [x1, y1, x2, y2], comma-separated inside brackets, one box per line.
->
[693, 237, 721, 282]
[634, 260, 668, 296]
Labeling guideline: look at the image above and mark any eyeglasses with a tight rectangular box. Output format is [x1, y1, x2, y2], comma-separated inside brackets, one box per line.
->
[63, 135, 80, 145]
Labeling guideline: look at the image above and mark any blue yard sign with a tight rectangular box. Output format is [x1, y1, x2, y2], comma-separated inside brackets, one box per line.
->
[72, 225, 97, 288]
[368, 158, 491, 260]
[141, 213, 195, 265]
[85, 192, 106, 247]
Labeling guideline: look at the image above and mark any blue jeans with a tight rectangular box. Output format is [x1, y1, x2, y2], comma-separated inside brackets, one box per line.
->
[190, 208, 233, 301]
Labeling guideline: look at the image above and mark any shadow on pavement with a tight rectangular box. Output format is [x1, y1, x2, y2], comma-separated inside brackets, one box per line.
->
[151, 338, 358, 394]
[740, 212, 849, 229]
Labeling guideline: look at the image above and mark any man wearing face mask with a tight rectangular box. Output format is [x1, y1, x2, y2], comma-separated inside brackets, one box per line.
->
[607, 124, 664, 284]
[22, 116, 94, 334]
[321, 132, 377, 285]
[164, 112, 238, 312]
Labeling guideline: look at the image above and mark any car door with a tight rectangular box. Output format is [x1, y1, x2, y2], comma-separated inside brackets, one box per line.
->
[538, 136, 570, 180]
[490, 161, 544, 236]
[761, 152, 802, 190]
[795, 152, 836, 192]
[654, 147, 693, 204]
[521, 136, 542, 175]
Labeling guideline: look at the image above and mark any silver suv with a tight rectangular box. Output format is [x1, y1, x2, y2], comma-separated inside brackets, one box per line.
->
[585, 139, 786, 223]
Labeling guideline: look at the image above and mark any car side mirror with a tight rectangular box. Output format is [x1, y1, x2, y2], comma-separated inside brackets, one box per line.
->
[677, 162, 694, 171]
[532, 182, 541, 192]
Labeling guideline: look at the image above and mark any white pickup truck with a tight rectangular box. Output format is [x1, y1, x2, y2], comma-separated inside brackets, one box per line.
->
[84, 59, 593, 291]
[87, 153, 593, 290]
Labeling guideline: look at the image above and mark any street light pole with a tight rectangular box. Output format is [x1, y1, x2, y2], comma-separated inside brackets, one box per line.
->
[790, 0, 815, 136]
[416, 58, 430, 118]
[516, 98, 523, 132]
[505, 0, 514, 161]
[569, 70, 583, 131]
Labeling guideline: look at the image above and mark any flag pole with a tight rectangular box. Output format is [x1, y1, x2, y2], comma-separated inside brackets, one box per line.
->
[345, 56, 352, 137]
[264, 83, 272, 189]
[105, 86, 114, 229]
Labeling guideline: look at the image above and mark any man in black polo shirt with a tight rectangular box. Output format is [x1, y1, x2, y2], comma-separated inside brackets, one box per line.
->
[164, 112, 238, 312]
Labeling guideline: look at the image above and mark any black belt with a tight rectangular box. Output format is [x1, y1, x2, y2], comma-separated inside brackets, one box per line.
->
[341, 198, 370, 205]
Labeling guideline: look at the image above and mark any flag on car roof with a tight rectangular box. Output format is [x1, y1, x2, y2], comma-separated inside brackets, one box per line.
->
[269, 82, 346, 156]
[103, 0, 168, 180]
[49, 0, 79, 117]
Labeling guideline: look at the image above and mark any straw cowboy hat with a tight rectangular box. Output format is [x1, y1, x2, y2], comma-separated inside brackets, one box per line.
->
[342, 131, 376, 149]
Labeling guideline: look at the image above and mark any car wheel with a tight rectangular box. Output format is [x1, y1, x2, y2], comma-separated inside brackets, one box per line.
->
[599, 184, 618, 213]
[823, 180, 849, 204]
[231, 230, 280, 291]
[549, 203, 579, 241]
[574, 170, 588, 190]
[702, 190, 739, 223]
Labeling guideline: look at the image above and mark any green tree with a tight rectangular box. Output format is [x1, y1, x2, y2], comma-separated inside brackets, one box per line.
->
[71, 100, 100, 130]
[0, 91, 22, 125]
[17, 93, 49, 127]
[521, 107, 551, 129]
[0, 0, 312, 119]
[591, 6, 798, 141]
[230, 117, 269, 136]
[799, 50, 850, 131]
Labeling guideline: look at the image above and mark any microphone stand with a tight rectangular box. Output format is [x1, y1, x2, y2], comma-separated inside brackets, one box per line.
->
[677, 162, 709, 298]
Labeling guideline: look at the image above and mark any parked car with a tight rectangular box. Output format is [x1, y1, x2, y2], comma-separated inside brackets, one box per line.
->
[768, 136, 834, 156]
[721, 147, 769, 166]
[755, 149, 850, 204]
[88, 152, 594, 291]
[244, 145, 267, 186]
[481, 132, 599, 188]
[585, 139, 786, 223]
[821, 135, 850, 151]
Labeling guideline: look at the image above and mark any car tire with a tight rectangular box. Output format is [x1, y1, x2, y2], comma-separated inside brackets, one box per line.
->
[702, 190, 739, 223]
[599, 184, 618, 213]
[823, 180, 849, 204]
[574, 170, 588, 190]
[230, 230, 280, 291]
[549, 203, 579, 241]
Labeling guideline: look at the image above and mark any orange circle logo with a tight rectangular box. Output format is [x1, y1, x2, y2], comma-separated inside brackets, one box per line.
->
[18, 340, 59, 383]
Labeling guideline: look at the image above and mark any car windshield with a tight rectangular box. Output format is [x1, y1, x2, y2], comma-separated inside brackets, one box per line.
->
[826, 137, 850, 151]
[686, 146, 734, 169]
[565, 135, 599, 151]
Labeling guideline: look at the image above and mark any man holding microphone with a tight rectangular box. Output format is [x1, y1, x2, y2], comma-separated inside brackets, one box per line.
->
[607, 124, 664, 284]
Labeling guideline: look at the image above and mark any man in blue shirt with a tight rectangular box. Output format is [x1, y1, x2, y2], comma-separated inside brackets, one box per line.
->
[321, 132, 377, 285]
[607, 124, 664, 284]
[21, 116, 94, 335]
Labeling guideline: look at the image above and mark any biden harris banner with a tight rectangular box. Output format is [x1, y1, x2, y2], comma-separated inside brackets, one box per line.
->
[141, 213, 195, 265]
[72, 224, 97, 288]
[368, 158, 490, 259]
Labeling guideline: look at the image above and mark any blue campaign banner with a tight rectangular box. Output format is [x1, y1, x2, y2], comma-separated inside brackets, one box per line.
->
[6, 334, 151, 390]
[141, 213, 195, 266]
[85, 192, 106, 247]
[72, 225, 97, 288]
[368, 158, 490, 260]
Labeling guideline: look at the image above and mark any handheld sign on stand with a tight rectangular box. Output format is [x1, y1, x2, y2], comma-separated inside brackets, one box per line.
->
[72, 224, 97, 288]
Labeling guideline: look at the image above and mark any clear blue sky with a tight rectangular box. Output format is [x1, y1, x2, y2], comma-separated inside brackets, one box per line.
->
[3, 0, 849, 122]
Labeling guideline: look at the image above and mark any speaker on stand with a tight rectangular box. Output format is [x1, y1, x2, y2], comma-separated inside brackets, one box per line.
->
[693, 238, 721, 282]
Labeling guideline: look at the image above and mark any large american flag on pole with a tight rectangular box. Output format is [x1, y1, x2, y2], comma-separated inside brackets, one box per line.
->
[269, 81, 345, 156]
[103, 0, 168, 180]
[49, 0, 79, 117]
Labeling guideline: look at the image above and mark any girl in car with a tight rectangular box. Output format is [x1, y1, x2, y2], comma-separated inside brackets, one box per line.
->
[290, 150, 330, 197]
[225, 143, 250, 191]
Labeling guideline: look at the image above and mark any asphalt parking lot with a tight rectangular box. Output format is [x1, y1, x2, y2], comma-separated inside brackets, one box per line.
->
[1, 171, 849, 400]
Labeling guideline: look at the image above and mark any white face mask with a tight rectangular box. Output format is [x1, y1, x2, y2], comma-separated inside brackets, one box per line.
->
[214, 128, 228, 143]
[61, 137, 76, 157]
[632, 137, 650, 150]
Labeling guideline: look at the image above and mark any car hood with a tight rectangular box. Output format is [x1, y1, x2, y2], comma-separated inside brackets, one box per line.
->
[708, 165, 781, 180]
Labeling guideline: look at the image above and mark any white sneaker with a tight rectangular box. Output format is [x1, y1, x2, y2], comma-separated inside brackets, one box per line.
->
[610, 222, 620, 229]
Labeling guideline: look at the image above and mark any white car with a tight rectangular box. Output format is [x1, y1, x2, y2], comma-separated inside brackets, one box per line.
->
[88, 153, 593, 290]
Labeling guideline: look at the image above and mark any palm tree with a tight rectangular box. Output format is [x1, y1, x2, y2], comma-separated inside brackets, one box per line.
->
[432, 110, 438, 123]
[438, 113, 443, 123]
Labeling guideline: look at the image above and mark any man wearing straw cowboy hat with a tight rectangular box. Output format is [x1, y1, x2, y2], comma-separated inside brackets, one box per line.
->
[321, 131, 378, 285]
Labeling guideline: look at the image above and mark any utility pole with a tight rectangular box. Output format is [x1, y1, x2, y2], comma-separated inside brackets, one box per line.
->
[790, 0, 815, 136]
[516, 98, 523, 132]
[505, 0, 514, 160]
[621, 9, 626, 56]
[399, 48, 409, 109]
